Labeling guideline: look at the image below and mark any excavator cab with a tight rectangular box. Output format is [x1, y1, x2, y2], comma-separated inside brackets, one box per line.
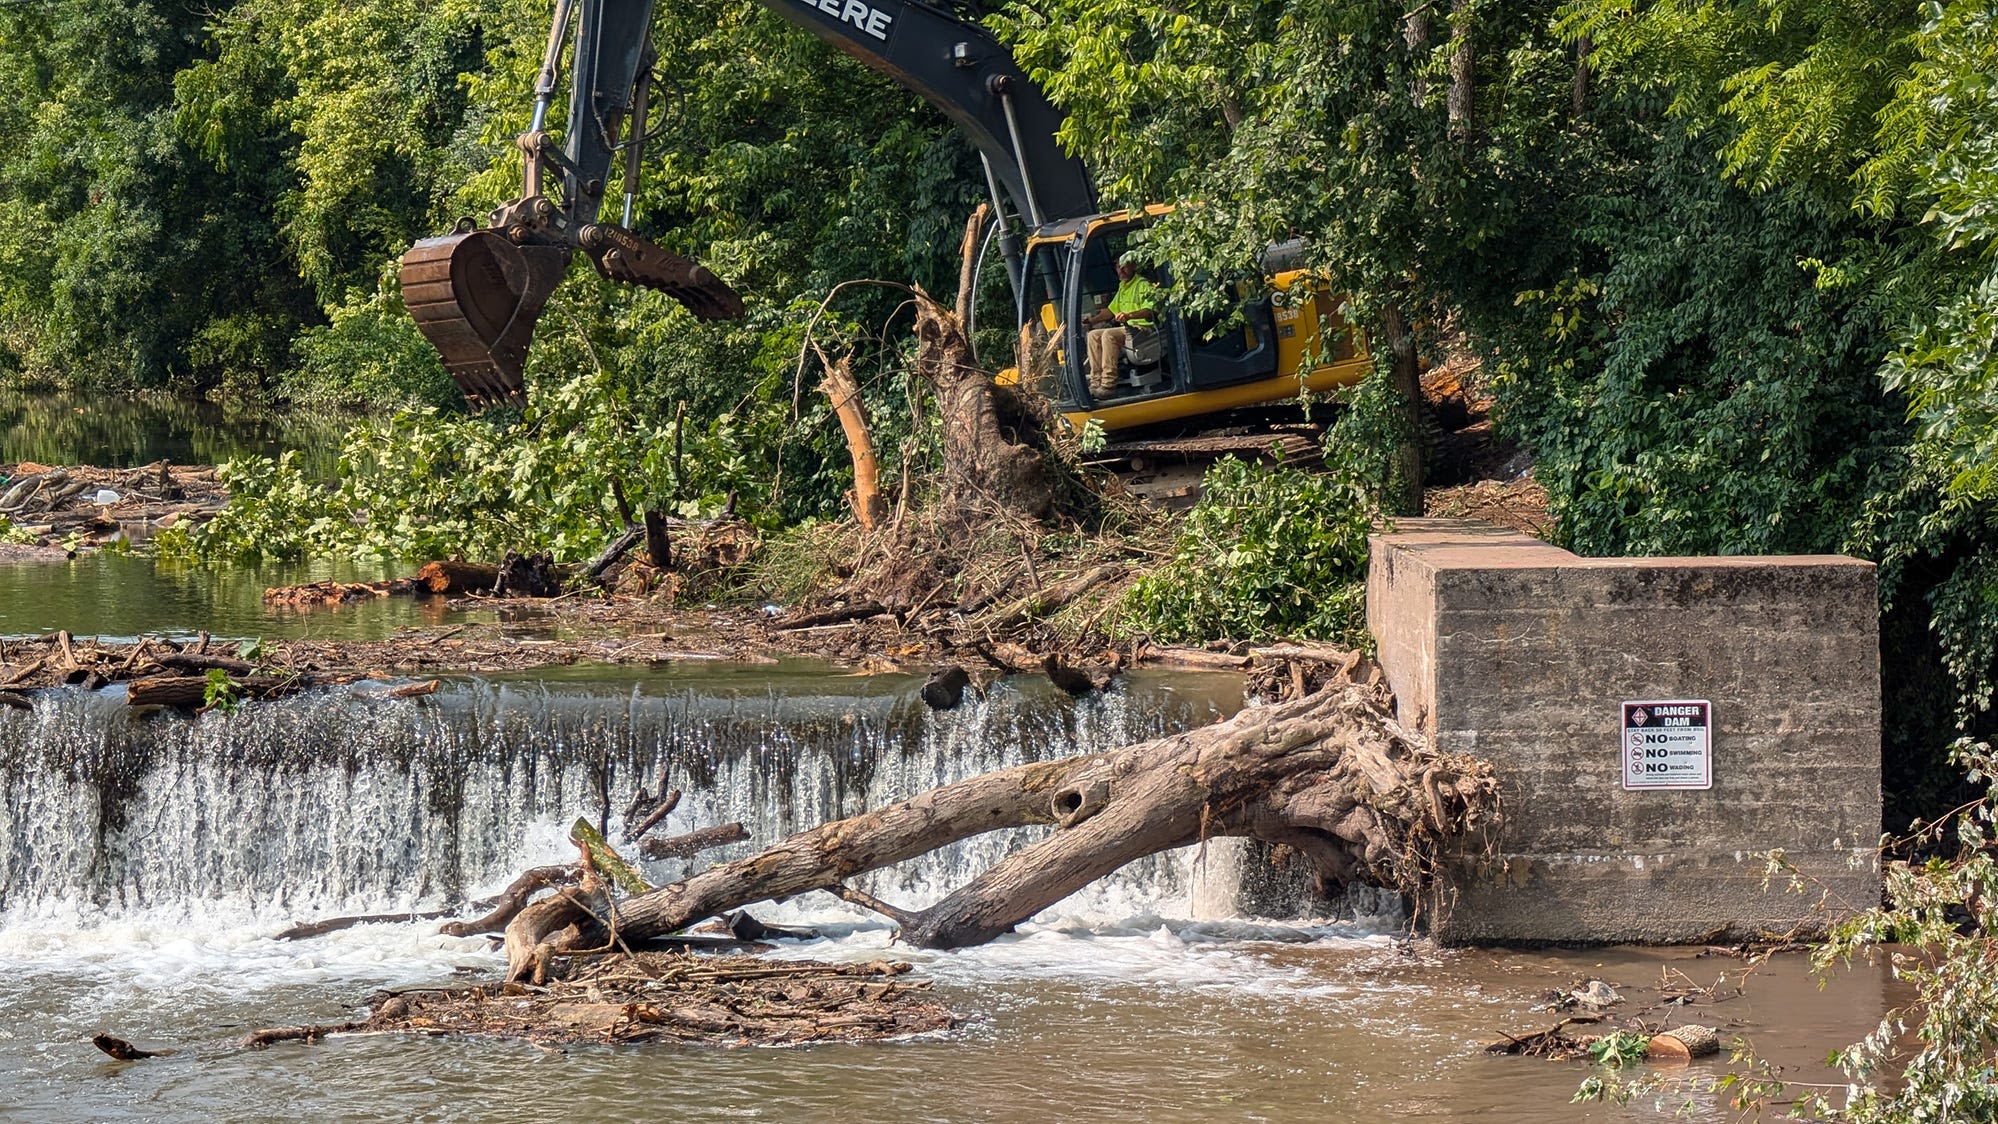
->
[1024, 212, 1374, 435]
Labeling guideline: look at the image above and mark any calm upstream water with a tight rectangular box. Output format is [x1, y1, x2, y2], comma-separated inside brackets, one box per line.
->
[0, 390, 349, 477]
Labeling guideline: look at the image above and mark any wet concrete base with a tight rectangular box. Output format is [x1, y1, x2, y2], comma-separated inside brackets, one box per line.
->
[1369, 520, 1882, 944]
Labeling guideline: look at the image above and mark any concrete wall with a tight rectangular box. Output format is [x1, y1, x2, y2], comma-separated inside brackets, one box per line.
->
[1369, 519, 1880, 944]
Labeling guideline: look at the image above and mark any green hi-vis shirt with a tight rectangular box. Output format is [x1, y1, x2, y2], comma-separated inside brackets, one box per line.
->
[1108, 275, 1161, 328]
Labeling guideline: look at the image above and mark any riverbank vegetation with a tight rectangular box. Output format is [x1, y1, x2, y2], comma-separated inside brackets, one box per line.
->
[3, 0, 1990, 769]
[4, 0, 1998, 1108]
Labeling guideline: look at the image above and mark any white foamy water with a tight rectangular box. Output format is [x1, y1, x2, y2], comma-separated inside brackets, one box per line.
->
[0, 666, 1895, 1123]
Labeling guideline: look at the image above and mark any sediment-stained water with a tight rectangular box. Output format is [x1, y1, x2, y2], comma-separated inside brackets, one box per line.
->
[0, 669, 1894, 1121]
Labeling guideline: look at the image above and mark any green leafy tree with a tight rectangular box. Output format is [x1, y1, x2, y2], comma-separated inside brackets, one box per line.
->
[0, 0, 315, 389]
[1122, 455, 1375, 643]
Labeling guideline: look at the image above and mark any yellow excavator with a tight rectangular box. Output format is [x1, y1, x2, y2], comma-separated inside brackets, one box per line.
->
[401, 0, 1370, 438]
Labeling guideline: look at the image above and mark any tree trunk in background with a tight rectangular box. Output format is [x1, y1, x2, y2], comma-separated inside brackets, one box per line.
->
[820, 352, 887, 529]
[917, 205, 1057, 520]
[1380, 302, 1428, 517]
[1403, 9, 1430, 106]
[644, 509, 672, 569]
[1448, 0, 1474, 138]
[1572, 35, 1592, 119]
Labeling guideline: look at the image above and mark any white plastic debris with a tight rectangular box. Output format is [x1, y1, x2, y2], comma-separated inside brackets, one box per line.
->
[92, 488, 121, 505]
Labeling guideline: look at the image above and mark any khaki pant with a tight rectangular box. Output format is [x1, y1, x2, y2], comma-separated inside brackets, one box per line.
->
[1094, 325, 1158, 395]
[1087, 326, 1128, 396]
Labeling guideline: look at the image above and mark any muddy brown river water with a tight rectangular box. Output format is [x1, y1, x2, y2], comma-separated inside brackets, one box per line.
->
[0, 667, 1899, 1122]
[0, 924, 1893, 1121]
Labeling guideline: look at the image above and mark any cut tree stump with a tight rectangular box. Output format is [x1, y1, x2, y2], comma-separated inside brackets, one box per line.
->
[594, 683, 1495, 952]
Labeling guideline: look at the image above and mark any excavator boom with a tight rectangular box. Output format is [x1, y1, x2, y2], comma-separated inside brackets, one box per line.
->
[401, 0, 1089, 405]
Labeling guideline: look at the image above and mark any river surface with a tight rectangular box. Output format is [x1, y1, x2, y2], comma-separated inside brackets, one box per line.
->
[0, 670, 1896, 1122]
[0, 408, 1898, 1121]
[0, 390, 348, 477]
[0, 553, 487, 641]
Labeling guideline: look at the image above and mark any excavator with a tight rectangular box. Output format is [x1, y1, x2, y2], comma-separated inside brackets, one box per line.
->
[400, 0, 1371, 443]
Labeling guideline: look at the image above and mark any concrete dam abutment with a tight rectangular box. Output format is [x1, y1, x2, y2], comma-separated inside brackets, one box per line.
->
[1368, 518, 1882, 944]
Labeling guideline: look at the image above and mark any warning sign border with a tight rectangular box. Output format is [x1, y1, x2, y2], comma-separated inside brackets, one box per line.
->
[1620, 698, 1714, 792]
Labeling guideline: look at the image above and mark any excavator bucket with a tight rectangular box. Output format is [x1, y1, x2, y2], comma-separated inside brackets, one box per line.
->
[400, 230, 571, 404]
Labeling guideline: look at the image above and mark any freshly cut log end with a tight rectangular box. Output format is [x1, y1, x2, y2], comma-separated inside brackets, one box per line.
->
[400, 230, 569, 405]
[1646, 1024, 1720, 1061]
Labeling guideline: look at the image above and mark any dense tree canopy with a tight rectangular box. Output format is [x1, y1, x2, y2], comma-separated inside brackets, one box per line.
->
[2, 0, 1992, 735]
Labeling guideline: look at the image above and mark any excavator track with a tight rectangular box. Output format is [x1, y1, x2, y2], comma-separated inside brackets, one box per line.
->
[1087, 428, 1325, 509]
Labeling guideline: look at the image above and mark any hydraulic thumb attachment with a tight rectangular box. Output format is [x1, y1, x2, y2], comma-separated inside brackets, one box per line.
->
[400, 215, 742, 406]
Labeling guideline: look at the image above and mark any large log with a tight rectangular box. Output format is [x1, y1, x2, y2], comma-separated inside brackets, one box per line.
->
[609, 684, 1496, 950]
[126, 674, 287, 708]
[417, 559, 500, 595]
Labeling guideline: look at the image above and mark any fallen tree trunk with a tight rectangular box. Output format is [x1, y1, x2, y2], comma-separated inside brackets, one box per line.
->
[417, 559, 500, 595]
[126, 674, 290, 708]
[608, 684, 1496, 950]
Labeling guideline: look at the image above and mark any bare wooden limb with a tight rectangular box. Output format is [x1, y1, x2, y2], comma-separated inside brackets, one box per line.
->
[987, 562, 1126, 629]
[830, 883, 919, 927]
[241, 1021, 366, 1049]
[586, 525, 645, 583]
[818, 349, 888, 529]
[778, 602, 886, 630]
[438, 865, 578, 938]
[92, 1034, 167, 1060]
[1, 658, 43, 687]
[157, 653, 255, 676]
[625, 788, 683, 842]
[638, 822, 749, 861]
[275, 909, 459, 941]
[610, 685, 1494, 951]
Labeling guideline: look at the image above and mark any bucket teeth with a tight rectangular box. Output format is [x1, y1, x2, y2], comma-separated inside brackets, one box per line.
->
[400, 231, 570, 405]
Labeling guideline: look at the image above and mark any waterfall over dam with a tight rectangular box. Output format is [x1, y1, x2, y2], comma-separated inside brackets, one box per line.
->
[0, 669, 1241, 926]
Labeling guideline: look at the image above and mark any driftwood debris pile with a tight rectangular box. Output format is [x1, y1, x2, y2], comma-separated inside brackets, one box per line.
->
[0, 461, 226, 555]
[0, 627, 786, 708]
[241, 953, 958, 1049]
[0, 631, 303, 707]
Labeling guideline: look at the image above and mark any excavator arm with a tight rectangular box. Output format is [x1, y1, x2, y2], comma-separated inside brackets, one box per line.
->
[402, 0, 1093, 404]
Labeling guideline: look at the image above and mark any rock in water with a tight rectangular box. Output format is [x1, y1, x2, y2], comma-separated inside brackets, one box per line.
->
[921, 666, 971, 709]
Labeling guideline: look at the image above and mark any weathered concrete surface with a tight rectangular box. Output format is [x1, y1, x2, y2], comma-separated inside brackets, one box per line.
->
[1369, 519, 1880, 944]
